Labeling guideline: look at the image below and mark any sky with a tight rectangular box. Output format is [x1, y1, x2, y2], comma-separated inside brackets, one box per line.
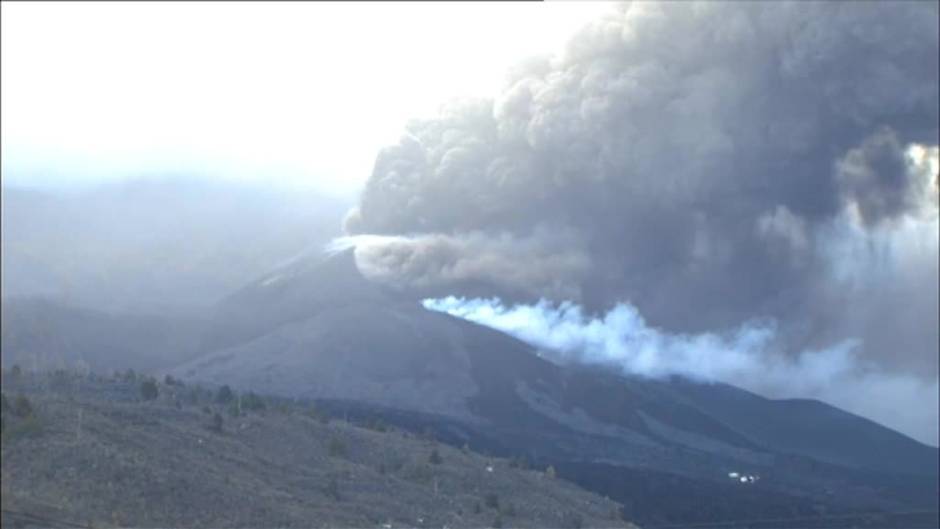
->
[1, 1, 612, 196]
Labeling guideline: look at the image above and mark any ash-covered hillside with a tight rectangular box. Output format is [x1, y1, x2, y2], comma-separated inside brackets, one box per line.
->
[3, 251, 938, 527]
[169, 250, 938, 527]
[1, 370, 633, 529]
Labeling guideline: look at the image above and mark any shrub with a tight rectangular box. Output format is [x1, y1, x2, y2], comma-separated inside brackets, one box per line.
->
[13, 395, 33, 418]
[185, 388, 200, 405]
[561, 511, 583, 529]
[406, 463, 434, 485]
[429, 448, 443, 465]
[139, 378, 159, 401]
[215, 385, 234, 404]
[10, 365, 22, 378]
[164, 374, 181, 386]
[0, 395, 6, 434]
[386, 457, 405, 474]
[324, 475, 340, 500]
[209, 412, 224, 433]
[365, 417, 387, 432]
[123, 369, 137, 383]
[4, 415, 44, 439]
[509, 456, 529, 470]
[306, 405, 329, 424]
[48, 371, 73, 393]
[241, 392, 266, 412]
[610, 505, 626, 521]
[484, 492, 499, 510]
[328, 437, 347, 458]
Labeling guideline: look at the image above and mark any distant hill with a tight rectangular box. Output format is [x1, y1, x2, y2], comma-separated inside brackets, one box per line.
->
[0, 178, 350, 314]
[0, 298, 207, 373]
[1, 371, 634, 529]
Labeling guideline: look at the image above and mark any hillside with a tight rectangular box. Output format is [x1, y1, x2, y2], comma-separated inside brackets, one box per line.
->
[170, 250, 940, 526]
[3, 250, 938, 527]
[0, 370, 635, 529]
[0, 298, 208, 373]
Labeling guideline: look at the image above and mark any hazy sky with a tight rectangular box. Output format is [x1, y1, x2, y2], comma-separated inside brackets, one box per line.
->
[1, 1, 612, 195]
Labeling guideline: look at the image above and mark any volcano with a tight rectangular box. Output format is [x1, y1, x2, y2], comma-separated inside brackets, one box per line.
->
[160, 249, 939, 526]
[3, 249, 937, 526]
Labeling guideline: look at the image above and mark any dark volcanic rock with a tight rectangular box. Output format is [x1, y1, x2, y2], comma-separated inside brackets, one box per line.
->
[169, 250, 939, 524]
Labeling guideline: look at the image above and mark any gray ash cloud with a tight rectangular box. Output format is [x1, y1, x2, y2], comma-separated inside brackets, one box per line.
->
[339, 1, 939, 441]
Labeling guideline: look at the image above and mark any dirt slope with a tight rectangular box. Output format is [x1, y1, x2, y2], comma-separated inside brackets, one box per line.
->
[1, 371, 636, 529]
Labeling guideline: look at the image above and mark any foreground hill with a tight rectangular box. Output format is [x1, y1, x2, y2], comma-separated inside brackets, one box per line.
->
[1, 371, 633, 529]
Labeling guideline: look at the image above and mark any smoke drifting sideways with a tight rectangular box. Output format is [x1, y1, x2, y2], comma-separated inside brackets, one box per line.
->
[327, 228, 591, 301]
[336, 2, 939, 443]
[423, 295, 940, 447]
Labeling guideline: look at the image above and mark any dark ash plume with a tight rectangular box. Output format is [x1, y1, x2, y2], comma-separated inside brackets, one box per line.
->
[340, 1, 939, 443]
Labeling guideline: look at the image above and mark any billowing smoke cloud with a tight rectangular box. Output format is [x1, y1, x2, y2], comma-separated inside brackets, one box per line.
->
[339, 2, 939, 442]
[328, 228, 591, 300]
[424, 296, 939, 446]
[835, 130, 938, 227]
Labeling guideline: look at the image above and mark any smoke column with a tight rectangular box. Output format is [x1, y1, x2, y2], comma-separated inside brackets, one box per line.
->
[340, 1, 939, 445]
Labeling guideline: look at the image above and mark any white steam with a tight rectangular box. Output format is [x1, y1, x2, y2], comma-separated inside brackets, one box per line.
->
[423, 296, 855, 385]
[423, 295, 939, 446]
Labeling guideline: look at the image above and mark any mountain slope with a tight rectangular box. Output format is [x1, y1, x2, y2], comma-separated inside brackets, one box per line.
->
[667, 377, 939, 477]
[0, 179, 350, 314]
[0, 298, 207, 373]
[168, 250, 939, 525]
[5, 249, 936, 526]
[2, 372, 633, 529]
